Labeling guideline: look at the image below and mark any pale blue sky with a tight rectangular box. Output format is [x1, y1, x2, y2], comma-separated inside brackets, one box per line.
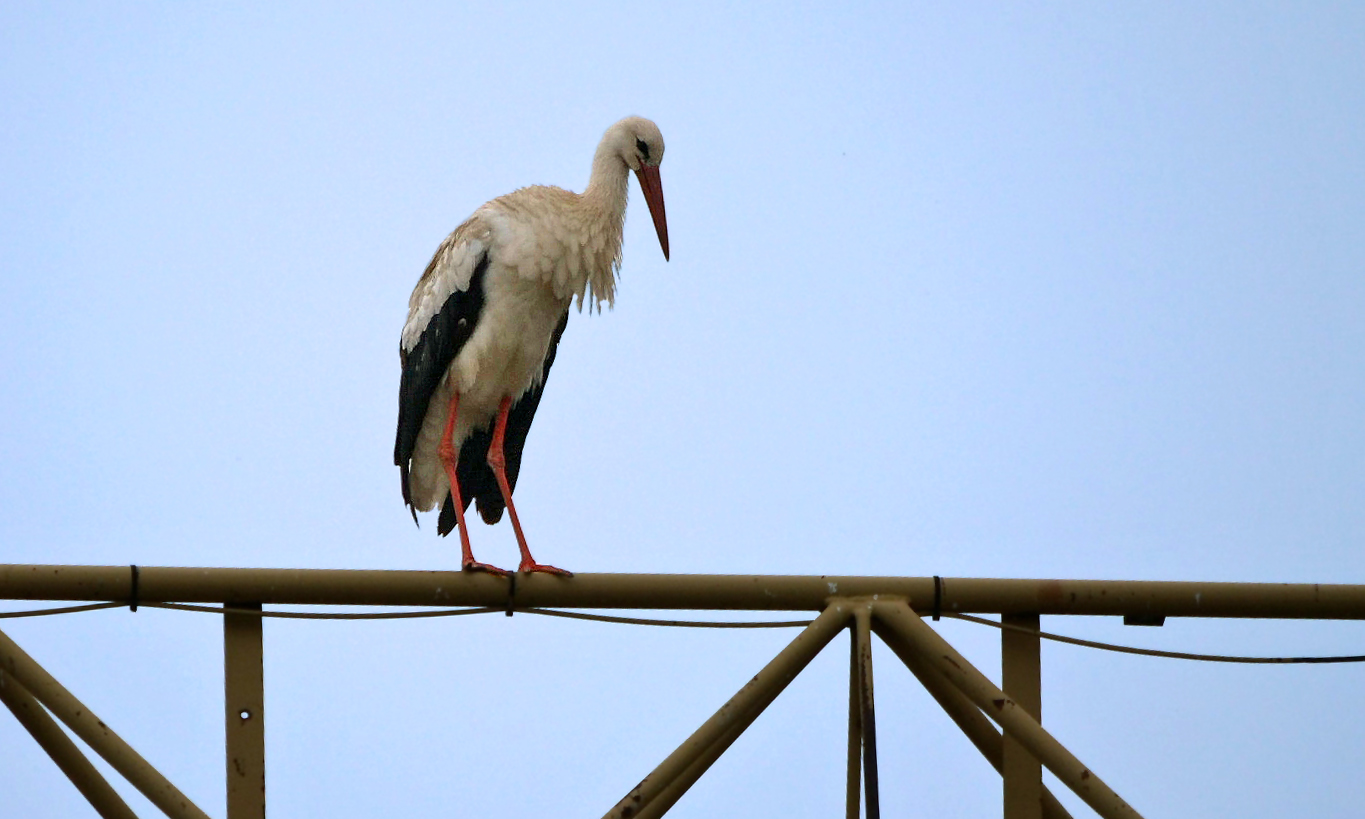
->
[2, 3, 1364, 817]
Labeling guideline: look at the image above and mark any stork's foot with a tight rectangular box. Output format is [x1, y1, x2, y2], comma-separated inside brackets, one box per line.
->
[518, 560, 573, 577]
[462, 559, 511, 577]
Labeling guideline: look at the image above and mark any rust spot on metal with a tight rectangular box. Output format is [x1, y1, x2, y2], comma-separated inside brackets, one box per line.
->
[992, 698, 1006, 710]
[1038, 580, 1065, 609]
[1081, 769, 1091, 780]
[943, 656, 962, 671]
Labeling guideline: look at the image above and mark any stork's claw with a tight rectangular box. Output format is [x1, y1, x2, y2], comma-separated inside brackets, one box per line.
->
[518, 561, 573, 577]
[462, 559, 511, 577]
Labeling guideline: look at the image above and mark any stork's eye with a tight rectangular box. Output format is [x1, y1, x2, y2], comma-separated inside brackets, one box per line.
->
[635, 137, 650, 161]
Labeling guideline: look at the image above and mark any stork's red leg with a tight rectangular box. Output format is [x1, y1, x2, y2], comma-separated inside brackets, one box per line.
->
[488, 395, 572, 576]
[438, 392, 508, 576]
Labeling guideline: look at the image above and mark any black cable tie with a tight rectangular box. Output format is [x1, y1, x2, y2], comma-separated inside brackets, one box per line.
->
[505, 573, 517, 617]
[932, 575, 942, 621]
[129, 564, 140, 613]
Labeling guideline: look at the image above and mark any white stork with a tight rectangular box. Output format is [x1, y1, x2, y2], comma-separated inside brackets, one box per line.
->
[395, 116, 669, 576]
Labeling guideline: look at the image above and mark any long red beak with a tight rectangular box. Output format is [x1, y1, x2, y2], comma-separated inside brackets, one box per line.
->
[635, 164, 669, 261]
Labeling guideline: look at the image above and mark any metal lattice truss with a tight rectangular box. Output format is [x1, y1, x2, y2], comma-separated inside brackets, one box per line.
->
[5, 566, 1365, 819]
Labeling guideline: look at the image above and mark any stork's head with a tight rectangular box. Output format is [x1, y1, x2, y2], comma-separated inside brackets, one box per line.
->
[607, 116, 669, 261]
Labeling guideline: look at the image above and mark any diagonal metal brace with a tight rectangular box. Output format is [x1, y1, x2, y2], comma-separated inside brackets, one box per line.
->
[0, 625, 212, 819]
[0, 667, 139, 819]
[871, 619, 1075, 819]
[604, 601, 853, 819]
[872, 602, 1144, 819]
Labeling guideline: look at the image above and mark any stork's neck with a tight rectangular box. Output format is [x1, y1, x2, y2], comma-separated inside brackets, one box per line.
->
[557, 142, 629, 311]
[582, 143, 631, 222]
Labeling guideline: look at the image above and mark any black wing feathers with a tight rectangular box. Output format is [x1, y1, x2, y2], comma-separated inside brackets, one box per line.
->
[394, 251, 491, 515]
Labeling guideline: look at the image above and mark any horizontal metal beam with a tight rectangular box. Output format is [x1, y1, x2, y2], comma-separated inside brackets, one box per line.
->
[3, 565, 1365, 618]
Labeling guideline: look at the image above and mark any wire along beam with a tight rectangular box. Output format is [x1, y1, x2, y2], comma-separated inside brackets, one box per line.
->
[4, 565, 1365, 619]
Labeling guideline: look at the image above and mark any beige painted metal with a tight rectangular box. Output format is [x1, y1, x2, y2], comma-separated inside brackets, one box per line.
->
[631, 711, 748, 819]
[874, 603, 1142, 819]
[871, 621, 1075, 819]
[1002, 613, 1043, 819]
[603, 603, 852, 819]
[853, 607, 880, 819]
[5, 565, 1365, 619]
[0, 626, 212, 819]
[8, 566, 1364, 818]
[846, 622, 862, 819]
[225, 603, 266, 819]
[0, 668, 140, 819]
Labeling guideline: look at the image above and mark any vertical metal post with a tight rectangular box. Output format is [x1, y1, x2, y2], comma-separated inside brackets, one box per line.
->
[1002, 614, 1042, 819]
[0, 668, 139, 819]
[846, 623, 862, 819]
[225, 603, 265, 819]
[854, 607, 880, 819]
